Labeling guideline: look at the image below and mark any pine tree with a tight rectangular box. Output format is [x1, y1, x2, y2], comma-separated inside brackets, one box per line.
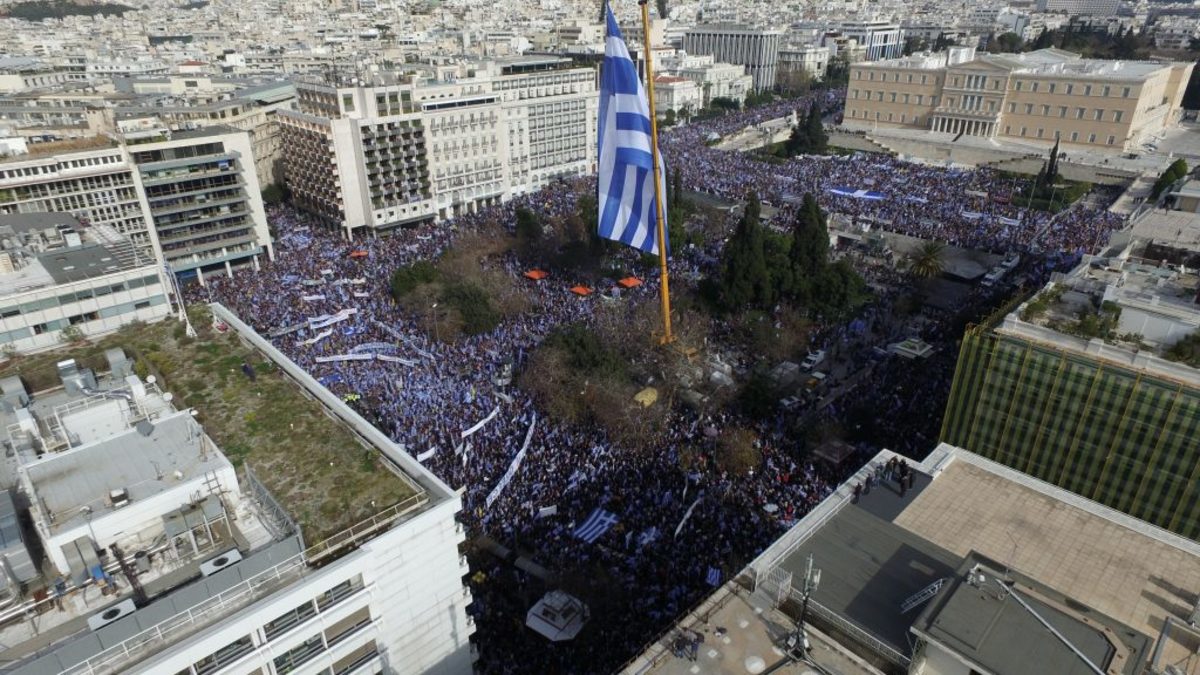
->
[1047, 139, 1060, 185]
[804, 104, 827, 154]
[788, 194, 830, 303]
[671, 167, 683, 210]
[719, 194, 770, 309]
[784, 120, 809, 157]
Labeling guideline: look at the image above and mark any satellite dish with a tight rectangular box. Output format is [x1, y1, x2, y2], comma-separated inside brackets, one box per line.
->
[163, 392, 174, 402]
[135, 420, 154, 437]
[146, 375, 157, 384]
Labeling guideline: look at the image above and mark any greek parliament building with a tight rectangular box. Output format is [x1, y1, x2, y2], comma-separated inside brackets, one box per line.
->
[682, 25, 783, 93]
[941, 248, 1200, 540]
[842, 46, 1193, 153]
[279, 57, 597, 238]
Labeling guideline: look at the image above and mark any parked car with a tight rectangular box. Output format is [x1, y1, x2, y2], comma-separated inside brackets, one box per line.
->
[801, 350, 826, 371]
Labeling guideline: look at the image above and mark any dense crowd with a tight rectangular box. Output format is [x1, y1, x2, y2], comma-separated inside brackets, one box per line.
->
[192, 90, 1126, 672]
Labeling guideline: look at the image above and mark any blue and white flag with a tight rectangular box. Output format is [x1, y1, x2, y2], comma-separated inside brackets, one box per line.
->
[573, 508, 619, 544]
[705, 566, 722, 587]
[598, 4, 668, 255]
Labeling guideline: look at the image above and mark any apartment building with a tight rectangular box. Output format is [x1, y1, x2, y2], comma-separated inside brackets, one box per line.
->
[279, 57, 597, 237]
[682, 25, 783, 92]
[659, 53, 753, 106]
[0, 213, 169, 353]
[843, 46, 1194, 153]
[126, 127, 274, 282]
[777, 45, 832, 80]
[0, 313, 474, 675]
[0, 140, 157, 255]
[1035, 0, 1123, 15]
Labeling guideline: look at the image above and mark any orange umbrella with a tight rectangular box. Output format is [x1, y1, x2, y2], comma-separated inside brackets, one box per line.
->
[524, 269, 548, 280]
[617, 276, 643, 288]
[570, 285, 593, 296]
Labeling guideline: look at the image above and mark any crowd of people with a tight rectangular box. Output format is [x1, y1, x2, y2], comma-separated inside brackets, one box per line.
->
[191, 89, 1128, 672]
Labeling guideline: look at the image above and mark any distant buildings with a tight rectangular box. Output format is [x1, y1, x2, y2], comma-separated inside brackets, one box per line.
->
[279, 57, 597, 236]
[842, 47, 1194, 154]
[0, 213, 169, 353]
[941, 242, 1200, 540]
[682, 25, 783, 92]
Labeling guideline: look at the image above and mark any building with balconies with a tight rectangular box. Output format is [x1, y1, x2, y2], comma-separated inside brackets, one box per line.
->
[279, 57, 596, 237]
[127, 127, 273, 283]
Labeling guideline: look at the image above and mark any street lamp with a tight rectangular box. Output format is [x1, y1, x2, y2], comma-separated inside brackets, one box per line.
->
[430, 303, 439, 342]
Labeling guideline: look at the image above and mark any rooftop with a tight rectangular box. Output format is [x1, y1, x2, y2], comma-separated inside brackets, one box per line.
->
[0, 215, 151, 296]
[743, 445, 1200, 674]
[1130, 209, 1200, 252]
[0, 136, 118, 164]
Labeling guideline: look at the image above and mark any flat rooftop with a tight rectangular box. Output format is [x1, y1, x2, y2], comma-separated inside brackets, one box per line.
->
[896, 455, 1200, 647]
[749, 446, 1200, 674]
[1131, 210, 1200, 252]
[0, 307, 425, 544]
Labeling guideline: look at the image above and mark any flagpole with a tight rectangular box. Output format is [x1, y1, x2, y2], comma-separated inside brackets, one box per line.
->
[638, 0, 673, 344]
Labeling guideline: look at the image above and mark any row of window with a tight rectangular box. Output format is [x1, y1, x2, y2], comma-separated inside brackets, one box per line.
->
[0, 296, 165, 344]
[855, 69, 1136, 99]
[1, 274, 161, 318]
[852, 90, 940, 107]
[0, 154, 123, 182]
[1008, 103, 1125, 123]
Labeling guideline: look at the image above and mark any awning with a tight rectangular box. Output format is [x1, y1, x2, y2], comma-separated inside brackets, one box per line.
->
[617, 276, 643, 288]
[524, 269, 548, 280]
[570, 285, 593, 296]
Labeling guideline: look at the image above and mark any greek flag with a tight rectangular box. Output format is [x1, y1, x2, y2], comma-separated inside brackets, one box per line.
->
[598, 4, 668, 255]
[705, 566, 722, 587]
[573, 508, 619, 544]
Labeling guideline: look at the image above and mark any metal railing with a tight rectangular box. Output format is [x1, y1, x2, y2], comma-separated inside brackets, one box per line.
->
[803, 597, 911, 668]
[245, 463, 302, 547]
[306, 491, 427, 564]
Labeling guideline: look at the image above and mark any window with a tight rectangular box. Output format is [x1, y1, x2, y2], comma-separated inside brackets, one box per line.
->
[1037, 128, 1044, 138]
[889, 92, 896, 102]
[1025, 103, 1033, 114]
[1066, 83, 1074, 95]
[342, 94, 354, 112]
[1020, 127, 1027, 136]
[1071, 131, 1079, 142]
[1107, 135, 1115, 145]
[1113, 110, 1124, 123]
[1123, 86, 1131, 97]
[1041, 105, 1050, 115]
[1048, 83, 1056, 94]
[1008, 102, 1016, 113]
[194, 635, 255, 675]
[1088, 133, 1096, 143]
[1015, 80, 1022, 91]
[1084, 85, 1092, 96]
[273, 634, 325, 674]
[1059, 106, 1067, 118]
[1103, 85, 1110, 96]
[1094, 109, 1104, 121]
[869, 72, 875, 80]
[1076, 107, 1085, 119]
[1031, 82, 1039, 92]
[921, 75, 928, 84]
[264, 600, 318, 641]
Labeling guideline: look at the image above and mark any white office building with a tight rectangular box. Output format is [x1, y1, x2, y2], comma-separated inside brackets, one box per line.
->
[0, 213, 170, 353]
[839, 19, 906, 61]
[0, 309, 474, 675]
[279, 57, 597, 237]
[682, 25, 784, 92]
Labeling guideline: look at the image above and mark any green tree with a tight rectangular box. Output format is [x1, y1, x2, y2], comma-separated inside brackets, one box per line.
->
[824, 53, 850, 87]
[1190, 37, 1200, 53]
[1033, 29, 1055, 50]
[906, 240, 946, 280]
[812, 259, 867, 320]
[1046, 139, 1060, 185]
[933, 33, 955, 51]
[995, 32, 1023, 52]
[261, 184, 285, 205]
[719, 194, 771, 309]
[654, 0, 667, 18]
[783, 119, 809, 157]
[788, 194, 829, 302]
[804, 103, 828, 154]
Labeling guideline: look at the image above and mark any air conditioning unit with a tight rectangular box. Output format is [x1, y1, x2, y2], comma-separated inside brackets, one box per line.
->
[87, 598, 136, 631]
[199, 549, 243, 577]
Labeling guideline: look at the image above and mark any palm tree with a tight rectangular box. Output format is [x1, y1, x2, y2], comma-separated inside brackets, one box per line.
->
[907, 241, 946, 280]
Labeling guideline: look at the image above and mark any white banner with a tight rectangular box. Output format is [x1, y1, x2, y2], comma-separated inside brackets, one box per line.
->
[674, 497, 702, 539]
[314, 354, 375, 363]
[354, 292, 370, 298]
[485, 414, 537, 509]
[309, 308, 358, 330]
[300, 328, 333, 346]
[461, 406, 500, 439]
[538, 505, 558, 518]
[376, 354, 419, 366]
[416, 447, 437, 462]
[302, 294, 327, 302]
